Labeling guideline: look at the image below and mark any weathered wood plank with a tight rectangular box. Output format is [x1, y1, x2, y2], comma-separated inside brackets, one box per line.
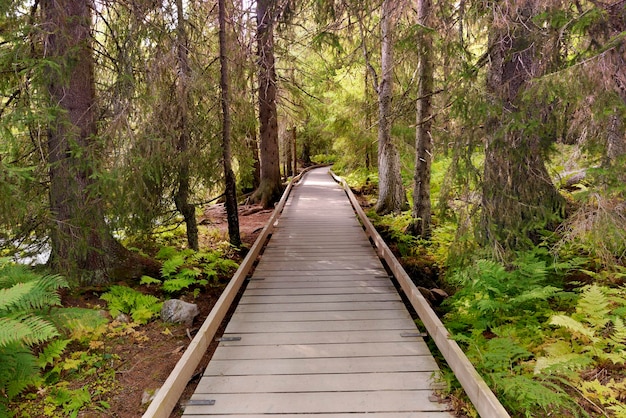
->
[183, 414, 453, 418]
[217, 330, 422, 346]
[235, 301, 405, 313]
[224, 318, 415, 333]
[184, 392, 450, 415]
[194, 372, 439, 393]
[243, 286, 396, 296]
[246, 279, 391, 289]
[239, 293, 401, 305]
[202, 356, 439, 376]
[231, 309, 409, 322]
[211, 341, 431, 360]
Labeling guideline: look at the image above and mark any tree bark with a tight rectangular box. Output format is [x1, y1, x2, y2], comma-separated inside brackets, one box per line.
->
[43, 0, 159, 282]
[174, 0, 199, 251]
[252, 0, 283, 208]
[408, 0, 433, 238]
[291, 126, 297, 176]
[480, 3, 564, 250]
[375, 0, 408, 215]
[219, 0, 242, 248]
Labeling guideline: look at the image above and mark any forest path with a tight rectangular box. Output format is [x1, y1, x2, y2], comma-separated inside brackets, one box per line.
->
[182, 167, 453, 417]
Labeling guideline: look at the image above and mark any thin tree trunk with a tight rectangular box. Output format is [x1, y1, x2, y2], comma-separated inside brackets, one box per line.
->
[291, 126, 297, 176]
[43, 0, 159, 282]
[219, 0, 241, 248]
[252, 0, 283, 208]
[375, 0, 407, 215]
[408, 0, 433, 238]
[174, 0, 199, 250]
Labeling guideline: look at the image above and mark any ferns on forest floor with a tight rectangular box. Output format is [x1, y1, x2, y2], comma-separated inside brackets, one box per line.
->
[0, 259, 68, 415]
[140, 246, 239, 295]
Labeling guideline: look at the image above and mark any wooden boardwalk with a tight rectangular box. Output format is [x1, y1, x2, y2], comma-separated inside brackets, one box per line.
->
[182, 167, 453, 417]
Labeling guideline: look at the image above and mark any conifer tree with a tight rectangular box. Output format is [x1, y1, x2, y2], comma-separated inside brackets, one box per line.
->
[252, 0, 283, 208]
[374, 0, 408, 215]
[480, 1, 564, 250]
[219, 0, 242, 247]
[42, 0, 158, 282]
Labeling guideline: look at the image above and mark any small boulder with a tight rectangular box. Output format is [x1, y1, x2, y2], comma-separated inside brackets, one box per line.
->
[161, 299, 199, 327]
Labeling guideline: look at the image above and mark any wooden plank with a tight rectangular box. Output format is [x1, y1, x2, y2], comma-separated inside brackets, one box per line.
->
[243, 286, 396, 296]
[183, 391, 450, 415]
[250, 268, 387, 276]
[253, 260, 384, 270]
[235, 301, 405, 313]
[211, 341, 430, 360]
[202, 356, 439, 376]
[183, 414, 453, 418]
[246, 279, 391, 289]
[239, 293, 401, 304]
[249, 274, 390, 282]
[224, 318, 416, 333]
[217, 330, 423, 346]
[194, 372, 439, 393]
[231, 309, 409, 322]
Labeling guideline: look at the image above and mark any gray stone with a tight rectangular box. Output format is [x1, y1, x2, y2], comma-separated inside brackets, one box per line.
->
[161, 299, 199, 327]
[141, 388, 159, 405]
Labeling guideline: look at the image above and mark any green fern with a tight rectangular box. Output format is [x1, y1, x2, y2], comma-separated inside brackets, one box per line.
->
[537, 285, 626, 373]
[0, 259, 69, 408]
[37, 339, 71, 369]
[100, 285, 161, 324]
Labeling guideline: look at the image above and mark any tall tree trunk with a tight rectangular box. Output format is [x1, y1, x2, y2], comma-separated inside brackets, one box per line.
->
[291, 126, 297, 176]
[408, 0, 434, 238]
[284, 128, 293, 177]
[219, 0, 242, 248]
[375, 0, 407, 215]
[480, 3, 564, 250]
[174, 0, 199, 251]
[43, 0, 159, 282]
[252, 0, 283, 208]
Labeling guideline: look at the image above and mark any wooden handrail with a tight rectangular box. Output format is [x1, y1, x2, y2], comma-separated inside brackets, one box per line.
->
[330, 170, 510, 418]
[142, 169, 311, 418]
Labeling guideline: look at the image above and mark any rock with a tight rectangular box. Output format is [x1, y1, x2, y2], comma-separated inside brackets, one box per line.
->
[141, 388, 159, 405]
[430, 288, 449, 304]
[161, 299, 199, 327]
[116, 313, 130, 323]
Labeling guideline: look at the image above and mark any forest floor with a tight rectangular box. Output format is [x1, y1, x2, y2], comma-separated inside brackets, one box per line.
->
[68, 204, 274, 418]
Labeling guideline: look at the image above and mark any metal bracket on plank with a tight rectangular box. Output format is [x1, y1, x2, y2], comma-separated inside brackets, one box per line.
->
[215, 336, 242, 342]
[401, 332, 428, 338]
[183, 399, 215, 406]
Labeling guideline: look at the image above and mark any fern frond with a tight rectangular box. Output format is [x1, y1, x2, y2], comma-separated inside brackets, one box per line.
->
[46, 307, 108, 334]
[512, 286, 560, 305]
[14, 315, 59, 346]
[0, 343, 40, 399]
[161, 255, 185, 277]
[576, 285, 610, 328]
[0, 316, 58, 347]
[155, 246, 178, 260]
[0, 260, 40, 289]
[550, 315, 596, 341]
[37, 338, 70, 368]
[0, 281, 36, 312]
[609, 316, 626, 347]
[162, 277, 196, 293]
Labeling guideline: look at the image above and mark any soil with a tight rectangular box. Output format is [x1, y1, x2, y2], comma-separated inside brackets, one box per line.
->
[70, 204, 272, 418]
